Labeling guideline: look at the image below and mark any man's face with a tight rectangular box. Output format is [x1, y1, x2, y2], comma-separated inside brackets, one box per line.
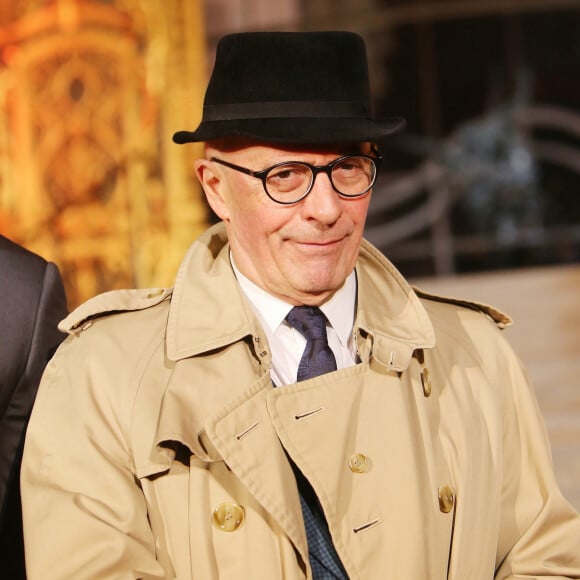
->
[195, 140, 373, 306]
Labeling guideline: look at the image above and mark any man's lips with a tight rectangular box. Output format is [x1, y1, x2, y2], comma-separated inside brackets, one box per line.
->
[290, 240, 345, 253]
[288, 235, 347, 246]
[297, 239, 341, 245]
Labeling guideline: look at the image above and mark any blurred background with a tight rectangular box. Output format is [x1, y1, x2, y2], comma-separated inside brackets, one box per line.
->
[0, 0, 578, 508]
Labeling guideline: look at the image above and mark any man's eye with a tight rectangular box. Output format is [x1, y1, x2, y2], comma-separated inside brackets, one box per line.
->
[271, 169, 295, 180]
[266, 164, 310, 194]
[337, 159, 364, 171]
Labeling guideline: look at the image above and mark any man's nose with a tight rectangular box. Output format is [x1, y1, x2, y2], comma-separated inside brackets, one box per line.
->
[301, 172, 342, 223]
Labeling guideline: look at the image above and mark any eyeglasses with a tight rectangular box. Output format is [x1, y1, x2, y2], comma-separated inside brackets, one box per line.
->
[210, 154, 381, 205]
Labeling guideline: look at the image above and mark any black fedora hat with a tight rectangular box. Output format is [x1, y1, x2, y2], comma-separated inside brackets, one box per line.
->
[173, 31, 405, 145]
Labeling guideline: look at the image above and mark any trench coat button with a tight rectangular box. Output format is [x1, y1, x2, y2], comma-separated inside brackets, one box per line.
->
[348, 453, 371, 473]
[421, 368, 432, 397]
[212, 502, 245, 532]
[438, 485, 455, 513]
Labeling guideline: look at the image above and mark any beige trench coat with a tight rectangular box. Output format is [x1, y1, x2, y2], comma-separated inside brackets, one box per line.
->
[22, 223, 580, 579]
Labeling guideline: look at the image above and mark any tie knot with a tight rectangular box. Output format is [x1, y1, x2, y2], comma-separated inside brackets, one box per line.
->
[286, 306, 328, 341]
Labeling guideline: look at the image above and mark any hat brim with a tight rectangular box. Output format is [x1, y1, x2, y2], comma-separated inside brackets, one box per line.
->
[172, 116, 406, 145]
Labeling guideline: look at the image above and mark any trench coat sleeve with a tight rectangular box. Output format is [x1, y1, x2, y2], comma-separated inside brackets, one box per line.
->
[494, 336, 580, 579]
[0, 254, 67, 580]
[20, 332, 166, 580]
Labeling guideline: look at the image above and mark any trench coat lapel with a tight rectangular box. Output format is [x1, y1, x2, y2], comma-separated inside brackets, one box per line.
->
[205, 374, 309, 560]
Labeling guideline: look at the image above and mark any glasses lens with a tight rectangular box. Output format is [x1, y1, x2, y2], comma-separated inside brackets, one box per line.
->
[265, 163, 313, 203]
[331, 156, 376, 196]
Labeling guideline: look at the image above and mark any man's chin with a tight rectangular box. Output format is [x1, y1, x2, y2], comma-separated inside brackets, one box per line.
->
[285, 273, 344, 302]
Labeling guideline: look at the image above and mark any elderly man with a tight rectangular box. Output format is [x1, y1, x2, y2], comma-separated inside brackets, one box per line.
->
[21, 31, 580, 579]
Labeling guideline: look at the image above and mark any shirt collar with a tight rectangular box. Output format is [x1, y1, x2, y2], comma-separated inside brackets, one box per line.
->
[231, 254, 356, 348]
[318, 272, 356, 349]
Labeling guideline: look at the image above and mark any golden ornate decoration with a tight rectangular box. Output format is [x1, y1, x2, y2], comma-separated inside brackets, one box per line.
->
[0, 0, 208, 307]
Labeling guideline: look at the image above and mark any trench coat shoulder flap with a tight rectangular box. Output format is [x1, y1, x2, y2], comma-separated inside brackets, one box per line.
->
[58, 287, 173, 334]
[412, 287, 513, 329]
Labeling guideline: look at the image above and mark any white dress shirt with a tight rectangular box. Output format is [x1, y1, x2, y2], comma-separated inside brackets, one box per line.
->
[231, 257, 357, 386]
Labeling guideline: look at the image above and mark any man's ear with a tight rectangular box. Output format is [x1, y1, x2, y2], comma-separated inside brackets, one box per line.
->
[194, 158, 231, 221]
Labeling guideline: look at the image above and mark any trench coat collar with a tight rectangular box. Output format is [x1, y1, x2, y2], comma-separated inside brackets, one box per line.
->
[165, 222, 435, 371]
[355, 237, 436, 371]
[165, 224, 262, 361]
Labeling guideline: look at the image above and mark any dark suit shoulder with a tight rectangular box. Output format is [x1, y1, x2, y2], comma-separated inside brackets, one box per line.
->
[0, 237, 66, 396]
[0, 234, 48, 263]
[0, 235, 51, 292]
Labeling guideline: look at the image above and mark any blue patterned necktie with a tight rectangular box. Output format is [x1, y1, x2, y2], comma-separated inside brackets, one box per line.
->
[285, 306, 347, 579]
[286, 306, 337, 381]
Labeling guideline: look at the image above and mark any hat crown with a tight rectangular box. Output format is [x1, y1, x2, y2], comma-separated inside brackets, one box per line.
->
[204, 31, 371, 111]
